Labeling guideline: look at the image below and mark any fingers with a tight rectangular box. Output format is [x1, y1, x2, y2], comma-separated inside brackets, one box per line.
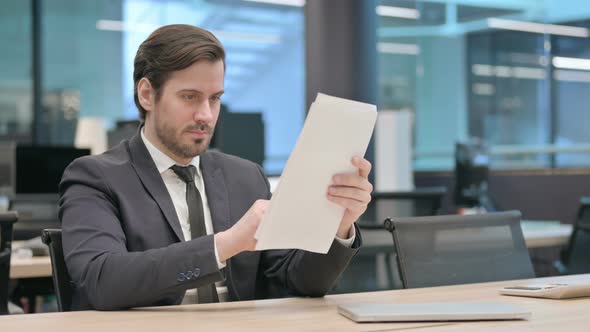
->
[327, 195, 368, 214]
[251, 199, 270, 217]
[328, 186, 371, 204]
[352, 156, 372, 179]
[332, 174, 373, 193]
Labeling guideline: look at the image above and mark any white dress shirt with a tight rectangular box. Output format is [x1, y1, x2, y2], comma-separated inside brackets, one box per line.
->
[141, 130, 355, 303]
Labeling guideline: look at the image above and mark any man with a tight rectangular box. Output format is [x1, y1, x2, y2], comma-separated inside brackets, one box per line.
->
[59, 24, 373, 311]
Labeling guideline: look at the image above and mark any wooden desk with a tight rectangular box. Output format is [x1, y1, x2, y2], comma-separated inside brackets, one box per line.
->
[362, 221, 573, 251]
[9, 256, 52, 279]
[0, 274, 588, 331]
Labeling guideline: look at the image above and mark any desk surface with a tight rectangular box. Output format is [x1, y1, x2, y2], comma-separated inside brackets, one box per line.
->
[1, 274, 589, 332]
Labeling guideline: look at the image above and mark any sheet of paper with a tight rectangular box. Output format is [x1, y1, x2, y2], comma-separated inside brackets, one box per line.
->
[255, 93, 377, 253]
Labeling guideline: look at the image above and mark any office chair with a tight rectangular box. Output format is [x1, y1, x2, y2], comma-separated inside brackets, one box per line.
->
[41, 229, 73, 312]
[454, 140, 496, 212]
[0, 211, 18, 315]
[384, 211, 534, 288]
[555, 197, 590, 275]
[332, 187, 447, 293]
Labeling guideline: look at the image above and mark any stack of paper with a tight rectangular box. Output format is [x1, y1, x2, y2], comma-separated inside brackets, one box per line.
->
[255, 93, 377, 254]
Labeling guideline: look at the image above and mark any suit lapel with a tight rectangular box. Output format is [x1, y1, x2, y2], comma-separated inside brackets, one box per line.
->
[201, 152, 243, 301]
[200, 152, 231, 233]
[127, 131, 184, 242]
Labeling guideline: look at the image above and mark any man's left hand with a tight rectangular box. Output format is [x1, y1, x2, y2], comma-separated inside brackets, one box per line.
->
[327, 156, 373, 239]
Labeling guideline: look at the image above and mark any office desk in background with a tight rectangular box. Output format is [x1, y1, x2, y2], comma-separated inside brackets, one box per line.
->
[8, 221, 572, 280]
[9, 256, 52, 279]
[520, 221, 574, 248]
[0, 274, 588, 331]
[9, 240, 53, 279]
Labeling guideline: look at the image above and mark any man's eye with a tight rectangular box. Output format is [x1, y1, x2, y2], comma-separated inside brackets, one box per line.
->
[211, 96, 221, 102]
[183, 95, 195, 100]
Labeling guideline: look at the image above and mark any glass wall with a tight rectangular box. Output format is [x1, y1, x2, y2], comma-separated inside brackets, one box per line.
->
[6, 0, 590, 174]
[119, 0, 305, 173]
[0, 1, 32, 143]
[34, 0, 304, 173]
[378, 0, 590, 171]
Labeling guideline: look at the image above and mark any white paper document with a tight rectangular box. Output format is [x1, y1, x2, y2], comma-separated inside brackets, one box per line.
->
[255, 93, 377, 253]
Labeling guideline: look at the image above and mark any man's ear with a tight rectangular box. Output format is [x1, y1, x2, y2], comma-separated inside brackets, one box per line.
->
[137, 77, 155, 113]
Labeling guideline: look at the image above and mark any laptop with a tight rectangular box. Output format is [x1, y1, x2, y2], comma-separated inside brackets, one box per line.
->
[338, 302, 531, 323]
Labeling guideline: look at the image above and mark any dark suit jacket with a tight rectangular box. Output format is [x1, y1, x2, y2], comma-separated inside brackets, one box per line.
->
[58, 131, 361, 310]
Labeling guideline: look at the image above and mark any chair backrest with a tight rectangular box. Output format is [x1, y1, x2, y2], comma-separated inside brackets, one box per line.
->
[360, 187, 447, 229]
[385, 210, 534, 289]
[41, 229, 73, 312]
[562, 197, 590, 274]
[0, 211, 18, 315]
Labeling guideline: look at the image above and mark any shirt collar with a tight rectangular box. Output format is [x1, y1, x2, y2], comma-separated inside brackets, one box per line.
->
[141, 128, 201, 177]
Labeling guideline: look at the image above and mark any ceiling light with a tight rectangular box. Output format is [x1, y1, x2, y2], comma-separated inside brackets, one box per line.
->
[488, 18, 590, 38]
[377, 42, 419, 55]
[376, 5, 420, 20]
[242, 0, 305, 7]
[553, 56, 590, 71]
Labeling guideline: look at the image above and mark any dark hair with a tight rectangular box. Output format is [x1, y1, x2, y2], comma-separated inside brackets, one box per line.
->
[133, 24, 225, 120]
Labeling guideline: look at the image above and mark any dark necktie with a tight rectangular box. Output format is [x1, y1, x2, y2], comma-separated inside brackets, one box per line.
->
[170, 164, 219, 304]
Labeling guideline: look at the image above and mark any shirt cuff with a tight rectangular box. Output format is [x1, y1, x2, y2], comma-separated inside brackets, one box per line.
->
[334, 225, 356, 248]
[214, 241, 227, 269]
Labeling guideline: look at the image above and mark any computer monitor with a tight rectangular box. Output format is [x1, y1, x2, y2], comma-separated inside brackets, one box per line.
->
[16, 145, 90, 194]
[211, 108, 265, 167]
[454, 139, 493, 210]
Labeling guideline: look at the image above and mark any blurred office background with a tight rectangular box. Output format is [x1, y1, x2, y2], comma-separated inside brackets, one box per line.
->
[3, 0, 590, 311]
[3, 0, 590, 215]
[3, 0, 590, 171]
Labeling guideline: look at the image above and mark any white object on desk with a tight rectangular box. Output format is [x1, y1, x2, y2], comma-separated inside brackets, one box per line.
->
[375, 110, 414, 192]
[75, 117, 107, 155]
[500, 282, 590, 299]
[255, 93, 377, 254]
[338, 302, 531, 322]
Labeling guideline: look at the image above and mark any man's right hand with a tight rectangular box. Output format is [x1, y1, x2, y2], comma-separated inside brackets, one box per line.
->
[214, 199, 269, 262]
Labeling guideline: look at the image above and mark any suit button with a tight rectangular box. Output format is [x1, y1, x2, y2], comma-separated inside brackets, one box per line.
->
[186, 270, 193, 280]
[177, 273, 186, 282]
[193, 268, 201, 278]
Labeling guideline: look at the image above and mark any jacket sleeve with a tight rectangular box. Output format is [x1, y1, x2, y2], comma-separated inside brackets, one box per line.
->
[254, 165, 362, 298]
[59, 157, 224, 310]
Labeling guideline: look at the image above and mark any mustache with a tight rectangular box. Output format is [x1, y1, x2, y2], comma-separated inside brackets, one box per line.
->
[185, 123, 213, 133]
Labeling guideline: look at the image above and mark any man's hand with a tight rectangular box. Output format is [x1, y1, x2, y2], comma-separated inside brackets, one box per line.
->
[215, 200, 269, 262]
[328, 156, 373, 239]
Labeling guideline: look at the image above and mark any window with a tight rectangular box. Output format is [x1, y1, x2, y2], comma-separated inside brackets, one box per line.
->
[0, 0, 32, 143]
[377, 0, 590, 170]
[39, 0, 304, 173]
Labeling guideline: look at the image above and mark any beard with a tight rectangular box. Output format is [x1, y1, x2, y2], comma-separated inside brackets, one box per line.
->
[155, 120, 214, 160]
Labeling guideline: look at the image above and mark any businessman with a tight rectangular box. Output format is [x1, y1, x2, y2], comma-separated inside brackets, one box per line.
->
[59, 24, 373, 310]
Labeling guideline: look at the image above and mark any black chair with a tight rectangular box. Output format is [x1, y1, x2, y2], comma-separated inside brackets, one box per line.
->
[0, 211, 18, 315]
[332, 187, 447, 293]
[41, 229, 73, 312]
[9, 194, 60, 241]
[555, 197, 590, 275]
[384, 211, 534, 288]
